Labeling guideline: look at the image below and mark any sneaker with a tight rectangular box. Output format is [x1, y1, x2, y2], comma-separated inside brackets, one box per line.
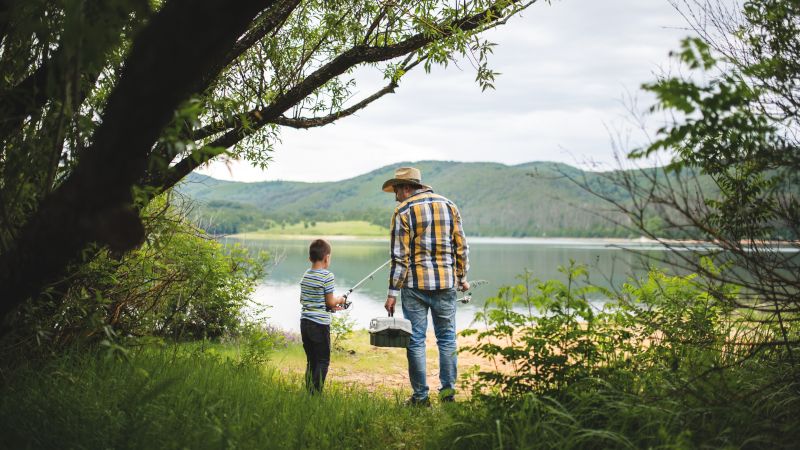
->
[404, 396, 431, 407]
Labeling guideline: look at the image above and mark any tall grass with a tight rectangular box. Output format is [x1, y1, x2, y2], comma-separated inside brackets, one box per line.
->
[0, 345, 443, 449]
[441, 370, 800, 449]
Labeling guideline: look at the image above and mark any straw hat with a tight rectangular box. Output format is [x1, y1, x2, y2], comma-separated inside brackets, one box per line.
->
[381, 167, 431, 193]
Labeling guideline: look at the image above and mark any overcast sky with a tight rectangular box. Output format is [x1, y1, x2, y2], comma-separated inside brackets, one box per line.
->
[199, 0, 698, 183]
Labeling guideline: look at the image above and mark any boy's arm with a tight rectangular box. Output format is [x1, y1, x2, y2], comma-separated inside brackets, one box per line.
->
[325, 292, 345, 310]
[323, 272, 344, 310]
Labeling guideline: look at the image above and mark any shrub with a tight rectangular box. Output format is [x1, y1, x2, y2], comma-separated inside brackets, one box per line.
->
[2, 193, 268, 358]
[453, 261, 800, 448]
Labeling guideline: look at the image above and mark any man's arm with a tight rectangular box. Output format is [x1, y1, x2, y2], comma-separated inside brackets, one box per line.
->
[385, 209, 410, 314]
[452, 204, 469, 290]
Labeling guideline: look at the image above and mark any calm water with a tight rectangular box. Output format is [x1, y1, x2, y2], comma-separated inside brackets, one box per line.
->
[228, 237, 674, 332]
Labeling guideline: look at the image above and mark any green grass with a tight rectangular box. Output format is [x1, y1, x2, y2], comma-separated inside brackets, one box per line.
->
[3, 342, 799, 450]
[271, 330, 411, 376]
[0, 344, 446, 450]
[3, 338, 798, 449]
[235, 220, 388, 238]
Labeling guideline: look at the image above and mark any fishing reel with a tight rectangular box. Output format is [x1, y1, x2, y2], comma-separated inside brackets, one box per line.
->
[342, 291, 352, 309]
[456, 280, 489, 305]
[327, 292, 352, 312]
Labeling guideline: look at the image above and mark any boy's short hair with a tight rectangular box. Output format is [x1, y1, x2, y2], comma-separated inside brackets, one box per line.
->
[309, 239, 331, 262]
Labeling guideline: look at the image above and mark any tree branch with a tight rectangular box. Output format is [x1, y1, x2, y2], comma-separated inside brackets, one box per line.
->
[185, 1, 526, 146]
[205, 0, 300, 88]
[272, 81, 397, 129]
[147, 0, 300, 167]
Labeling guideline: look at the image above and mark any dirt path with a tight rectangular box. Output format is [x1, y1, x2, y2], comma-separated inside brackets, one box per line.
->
[275, 331, 509, 400]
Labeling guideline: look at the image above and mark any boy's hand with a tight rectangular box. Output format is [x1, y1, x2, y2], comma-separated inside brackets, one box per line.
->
[332, 296, 346, 311]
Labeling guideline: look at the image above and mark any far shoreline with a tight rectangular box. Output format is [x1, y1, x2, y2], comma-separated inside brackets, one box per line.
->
[221, 233, 800, 251]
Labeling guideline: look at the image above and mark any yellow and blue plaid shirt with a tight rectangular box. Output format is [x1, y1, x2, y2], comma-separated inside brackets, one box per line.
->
[388, 188, 469, 297]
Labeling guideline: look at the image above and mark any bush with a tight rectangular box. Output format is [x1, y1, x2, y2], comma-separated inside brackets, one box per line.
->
[2, 193, 268, 358]
[330, 312, 355, 352]
[454, 261, 800, 448]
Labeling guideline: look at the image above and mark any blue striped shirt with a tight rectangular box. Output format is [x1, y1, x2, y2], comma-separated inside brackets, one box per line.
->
[300, 268, 335, 325]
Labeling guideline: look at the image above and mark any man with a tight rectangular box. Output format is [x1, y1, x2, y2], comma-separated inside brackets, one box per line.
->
[382, 166, 469, 405]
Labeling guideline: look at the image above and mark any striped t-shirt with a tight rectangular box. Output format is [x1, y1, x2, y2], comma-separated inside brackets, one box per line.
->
[300, 268, 335, 325]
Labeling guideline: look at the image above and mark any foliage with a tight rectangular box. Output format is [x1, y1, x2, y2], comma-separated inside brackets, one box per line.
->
[462, 261, 785, 397]
[454, 263, 800, 448]
[238, 323, 287, 367]
[1, 193, 268, 359]
[643, 5, 800, 263]
[462, 263, 613, 395]
[330, 311, 356, 351]
[568, 0, 800, 374]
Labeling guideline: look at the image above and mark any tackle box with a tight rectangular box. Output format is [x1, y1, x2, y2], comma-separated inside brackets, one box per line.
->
[368, 315, 412, 348]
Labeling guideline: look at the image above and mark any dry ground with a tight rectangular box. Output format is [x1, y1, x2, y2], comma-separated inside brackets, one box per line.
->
[269, 329, 509, 400]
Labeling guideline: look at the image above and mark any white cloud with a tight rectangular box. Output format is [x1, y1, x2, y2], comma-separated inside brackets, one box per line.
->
[199, 0, 698, 183]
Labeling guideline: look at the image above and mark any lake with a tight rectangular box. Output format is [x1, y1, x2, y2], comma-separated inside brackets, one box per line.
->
[228, 237, 677, 332]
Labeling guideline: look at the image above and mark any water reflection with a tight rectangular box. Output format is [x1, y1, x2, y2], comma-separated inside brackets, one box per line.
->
[228, 237, 671, 331]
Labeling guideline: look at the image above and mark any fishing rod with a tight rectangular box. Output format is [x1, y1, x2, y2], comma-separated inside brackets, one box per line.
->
[335, 260, 489, 310]
[339, 259, 391, 309]
[457, 279, 489, 304]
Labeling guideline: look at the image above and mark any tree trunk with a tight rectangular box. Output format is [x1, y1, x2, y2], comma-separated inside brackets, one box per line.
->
[0, 0, 274, 321]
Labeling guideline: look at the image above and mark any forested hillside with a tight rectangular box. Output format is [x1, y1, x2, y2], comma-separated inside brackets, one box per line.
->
[179, 161, 699, 237]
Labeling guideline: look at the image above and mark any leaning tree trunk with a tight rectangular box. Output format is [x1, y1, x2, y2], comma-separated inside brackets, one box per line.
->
[0, 0, 274, 321]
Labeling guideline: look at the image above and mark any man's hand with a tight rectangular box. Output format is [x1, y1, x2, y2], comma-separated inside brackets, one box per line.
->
[385, 296, 396, 315]
[459, 280, 470, 292]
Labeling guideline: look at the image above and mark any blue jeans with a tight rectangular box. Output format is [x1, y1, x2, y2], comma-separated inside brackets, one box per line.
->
[401, 287, 457, 400]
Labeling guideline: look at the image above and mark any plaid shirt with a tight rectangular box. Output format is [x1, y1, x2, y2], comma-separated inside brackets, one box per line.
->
[388, 188, 469, 297]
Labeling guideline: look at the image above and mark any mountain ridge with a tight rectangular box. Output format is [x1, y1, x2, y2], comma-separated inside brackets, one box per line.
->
[177, 161, 665, 237]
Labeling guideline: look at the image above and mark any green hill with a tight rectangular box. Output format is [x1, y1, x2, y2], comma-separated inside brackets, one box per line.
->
[177, 161, 687, 237]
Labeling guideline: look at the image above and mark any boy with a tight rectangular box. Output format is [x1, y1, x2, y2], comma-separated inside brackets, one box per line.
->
[300, 239, 346, 393]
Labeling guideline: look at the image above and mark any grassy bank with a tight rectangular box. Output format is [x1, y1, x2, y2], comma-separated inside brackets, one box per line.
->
[3, 335, 798, 449]
[0, 343, 445, 450]
[233, 221, 388, 239]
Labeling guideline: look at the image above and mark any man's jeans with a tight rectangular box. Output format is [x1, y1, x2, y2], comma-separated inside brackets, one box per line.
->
[401, 287, 457, 401]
